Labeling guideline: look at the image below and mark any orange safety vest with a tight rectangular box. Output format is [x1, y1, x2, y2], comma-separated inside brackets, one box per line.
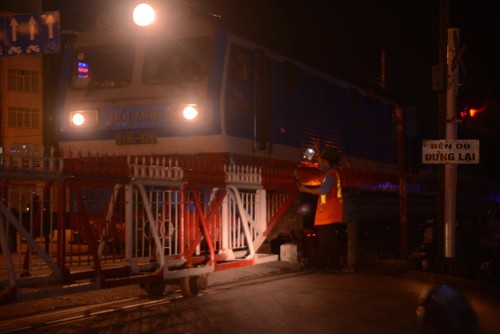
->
[315, 168, 343, 226]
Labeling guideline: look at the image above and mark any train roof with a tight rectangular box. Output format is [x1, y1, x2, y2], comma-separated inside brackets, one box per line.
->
[68, 10, 406, 108]
[211, 19, 407, 107]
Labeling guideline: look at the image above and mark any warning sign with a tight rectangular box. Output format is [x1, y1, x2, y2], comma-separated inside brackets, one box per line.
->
[422, 140, 479, 164]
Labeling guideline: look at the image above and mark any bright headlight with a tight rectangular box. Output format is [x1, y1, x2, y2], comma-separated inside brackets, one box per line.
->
[71, 113, 85, 126]
[182, 104, 199, 121]
[69, 109, 99, 128]
[133, 3, 156, 27]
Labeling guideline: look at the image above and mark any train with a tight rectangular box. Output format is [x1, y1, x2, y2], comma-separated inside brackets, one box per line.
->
[57, 3, 403, 161]
[0, 2, 451, 303]
[56, 4, 428, 182]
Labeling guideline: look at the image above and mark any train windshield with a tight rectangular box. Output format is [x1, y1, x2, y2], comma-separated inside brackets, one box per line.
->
[142, 36, 211, 85]
[70, 43, 134, 90]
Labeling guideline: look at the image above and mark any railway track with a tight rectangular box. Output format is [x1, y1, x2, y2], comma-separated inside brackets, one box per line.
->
[0, 268, 305, 333]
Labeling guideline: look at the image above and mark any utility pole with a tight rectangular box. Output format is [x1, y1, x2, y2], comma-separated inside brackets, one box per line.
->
[435, 0, 450, 271]
[445, 28, 460, 261]
[396, 106, 408, 259]
[436, 0, 461, 273]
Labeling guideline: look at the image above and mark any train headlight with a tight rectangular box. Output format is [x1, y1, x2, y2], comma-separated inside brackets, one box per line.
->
[133, 3, 156, 27]
[69, 109, 99, 128]
[182, 104, 199, 121]
[71, 113, 85, 126]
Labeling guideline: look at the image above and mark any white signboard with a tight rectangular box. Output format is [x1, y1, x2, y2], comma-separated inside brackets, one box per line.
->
[422, 139, 480, 164]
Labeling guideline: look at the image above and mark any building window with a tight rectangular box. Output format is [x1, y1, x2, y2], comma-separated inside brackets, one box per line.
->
[7, 69, 40, 92]
[8, 107, 40, 128]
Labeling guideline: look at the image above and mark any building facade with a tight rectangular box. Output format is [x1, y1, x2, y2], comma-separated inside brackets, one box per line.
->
[0, 54, 44, 156]
[1, 1, 44, 157]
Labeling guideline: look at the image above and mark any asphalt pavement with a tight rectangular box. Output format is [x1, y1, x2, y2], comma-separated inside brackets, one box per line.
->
[1, 258, 499, 334]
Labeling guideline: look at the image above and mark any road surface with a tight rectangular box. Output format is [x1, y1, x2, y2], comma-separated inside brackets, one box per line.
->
[2, 263, 498, 333]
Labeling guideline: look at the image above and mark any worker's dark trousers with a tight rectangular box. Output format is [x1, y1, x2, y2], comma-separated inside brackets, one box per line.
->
[316, 223, 341, 270]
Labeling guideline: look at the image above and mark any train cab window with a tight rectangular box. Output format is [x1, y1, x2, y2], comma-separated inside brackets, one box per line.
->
[142, 37, 210, 85]
[70, 44, 134, 90]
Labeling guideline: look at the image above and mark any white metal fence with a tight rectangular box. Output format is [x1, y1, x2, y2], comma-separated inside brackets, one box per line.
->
[0, 157, 295, 302]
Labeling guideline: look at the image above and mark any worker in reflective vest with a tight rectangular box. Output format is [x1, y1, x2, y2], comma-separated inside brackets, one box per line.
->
[297, 145, 344, 271]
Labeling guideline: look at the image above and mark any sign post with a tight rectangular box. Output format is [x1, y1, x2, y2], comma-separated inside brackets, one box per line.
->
[423, 28, 473, 266]
[422, 137, 481, 267]
[444, 28, 459, 260]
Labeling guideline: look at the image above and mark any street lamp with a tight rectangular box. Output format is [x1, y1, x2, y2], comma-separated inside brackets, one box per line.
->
[133, 3, 156, 27]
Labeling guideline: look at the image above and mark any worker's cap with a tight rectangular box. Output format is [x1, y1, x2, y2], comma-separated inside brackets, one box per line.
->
[320, 147, 340, 164]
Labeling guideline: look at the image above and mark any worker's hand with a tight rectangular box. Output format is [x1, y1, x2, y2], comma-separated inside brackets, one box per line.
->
[296, 182, 303, 192]
[314, 142, 321, 156]
[296, 181, 306, 192]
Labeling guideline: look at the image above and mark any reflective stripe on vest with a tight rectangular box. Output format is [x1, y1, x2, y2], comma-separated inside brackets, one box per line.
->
[320, 170, 342, 204]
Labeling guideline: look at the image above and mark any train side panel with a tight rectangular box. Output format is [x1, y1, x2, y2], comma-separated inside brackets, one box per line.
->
[221, 35, 400, 168]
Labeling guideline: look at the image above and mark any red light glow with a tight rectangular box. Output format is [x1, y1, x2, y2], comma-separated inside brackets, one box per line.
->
[469, 105, 487, 117]
[460, 103, 487, 118]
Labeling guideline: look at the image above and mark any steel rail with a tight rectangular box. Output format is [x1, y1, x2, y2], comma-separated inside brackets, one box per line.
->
[0, 268, 305, 333]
